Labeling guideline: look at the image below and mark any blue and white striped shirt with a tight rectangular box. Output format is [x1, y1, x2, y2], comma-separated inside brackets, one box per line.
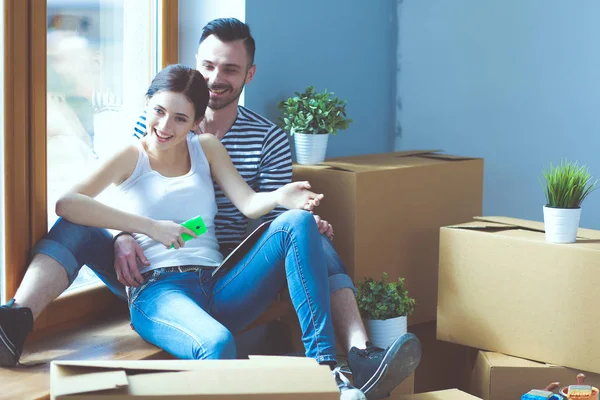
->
[134, 106, 292, 255]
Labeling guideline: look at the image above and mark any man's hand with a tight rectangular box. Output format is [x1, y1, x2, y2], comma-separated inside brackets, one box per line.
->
[314, 214, 334, 239]
[114, 234, 149, 287]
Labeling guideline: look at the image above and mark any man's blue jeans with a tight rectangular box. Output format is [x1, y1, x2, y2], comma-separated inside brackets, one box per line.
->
[31, 210, 351, 361]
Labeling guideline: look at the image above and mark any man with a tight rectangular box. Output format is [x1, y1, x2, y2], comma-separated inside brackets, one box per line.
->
[0, 18, 420, 400]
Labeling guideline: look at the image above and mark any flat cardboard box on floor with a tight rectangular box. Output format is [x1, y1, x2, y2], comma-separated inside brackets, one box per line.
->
[437, 216, 600, 374]
[51, 356, 338, 399]
[470, 351, 600, 400]
[293, 151, 483, 325]
[395, 389, 482, 399]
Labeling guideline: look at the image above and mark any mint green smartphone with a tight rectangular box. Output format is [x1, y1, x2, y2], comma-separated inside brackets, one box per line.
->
[171, 216, 207, 248]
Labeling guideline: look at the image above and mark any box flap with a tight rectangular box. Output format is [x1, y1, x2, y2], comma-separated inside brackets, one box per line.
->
[483, 351, 549, 368]
[473, 216, 600, 240]
[418, 153, 480, 161]
[473, 216, 545, 232]
[444, 220, 517, 230]
[125, 365, 337, 396]
[396, 389, 482, 399]
[320, 150, 470, 173]
[247, 355, 320, 365]
[52, 359, 206, 372]
[52, 356, 318, 372]
[53, 370, 128, 396]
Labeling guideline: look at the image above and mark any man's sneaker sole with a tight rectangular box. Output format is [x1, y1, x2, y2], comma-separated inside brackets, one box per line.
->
[360, 333, 421, 399]
[0, 324, 19, 367]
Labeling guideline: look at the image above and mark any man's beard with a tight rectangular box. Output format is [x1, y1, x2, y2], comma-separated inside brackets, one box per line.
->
[208, 84, 245, 110]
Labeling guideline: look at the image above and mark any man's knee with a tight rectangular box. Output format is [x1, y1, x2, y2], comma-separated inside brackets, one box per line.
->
[271, 210, 315, 231]
[46, 218, 112, 247]
[31, 218, 113, 284]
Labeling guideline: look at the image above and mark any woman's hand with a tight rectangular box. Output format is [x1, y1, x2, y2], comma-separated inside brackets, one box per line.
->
[147, 220, 197, 249]
[276, 181, 324, 211]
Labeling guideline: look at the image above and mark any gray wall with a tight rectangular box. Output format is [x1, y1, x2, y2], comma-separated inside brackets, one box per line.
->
[397, 1, 600, 229]
[246, 0, 398, 158]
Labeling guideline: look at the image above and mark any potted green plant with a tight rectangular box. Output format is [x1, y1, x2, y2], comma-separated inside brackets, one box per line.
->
[356, 272, 416, 348]
[541, 159, 597, 243]
[278, 85, 352, 165]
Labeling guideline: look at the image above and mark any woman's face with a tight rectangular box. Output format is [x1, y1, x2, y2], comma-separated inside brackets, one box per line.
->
[145, 90, 197, 150]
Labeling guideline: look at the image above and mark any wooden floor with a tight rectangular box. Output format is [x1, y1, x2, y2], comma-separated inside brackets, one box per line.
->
[0, 300, 293, 400]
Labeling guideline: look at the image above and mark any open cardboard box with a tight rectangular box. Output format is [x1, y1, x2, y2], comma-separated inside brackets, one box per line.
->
[51, 356, 338, 399]
[437, 216, 600, 374]
[469, 351, 600, 400]
[395, 389, 481, 399]
[293, 150, 483, 325]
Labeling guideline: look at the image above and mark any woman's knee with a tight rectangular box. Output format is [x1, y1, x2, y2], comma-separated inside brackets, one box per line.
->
[196, 328, 236, 359]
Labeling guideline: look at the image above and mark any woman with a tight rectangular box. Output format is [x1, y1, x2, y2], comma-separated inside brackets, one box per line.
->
[55, 64, 337, 366]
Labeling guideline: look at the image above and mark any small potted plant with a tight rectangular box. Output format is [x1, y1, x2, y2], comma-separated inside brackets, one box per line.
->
[356, 272, 416, 349]
[541, 159, 597, 243]
[278, 85, 352, 165]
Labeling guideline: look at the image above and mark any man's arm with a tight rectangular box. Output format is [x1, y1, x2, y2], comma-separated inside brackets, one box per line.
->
[259, 125, 293, 222]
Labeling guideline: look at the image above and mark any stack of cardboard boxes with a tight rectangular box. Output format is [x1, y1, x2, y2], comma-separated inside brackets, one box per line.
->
[294, 151, 600, 398]
[437, 217, 600, 399]
[293, 150, 485, 397]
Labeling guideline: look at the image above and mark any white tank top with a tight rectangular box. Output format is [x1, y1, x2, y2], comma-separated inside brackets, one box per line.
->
[118, 133, 224, 273]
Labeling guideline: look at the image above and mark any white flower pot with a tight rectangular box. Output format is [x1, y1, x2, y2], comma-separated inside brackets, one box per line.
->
[293, 133, 329, 165]
[543, 205, 581, 243]
[365, 316, 407, 349]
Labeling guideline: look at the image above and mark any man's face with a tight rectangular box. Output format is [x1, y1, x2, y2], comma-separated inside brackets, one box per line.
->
[196, 35, 255, 110]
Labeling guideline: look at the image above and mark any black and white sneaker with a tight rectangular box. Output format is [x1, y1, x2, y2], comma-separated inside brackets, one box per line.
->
[333, 366, 367, 400]
[0, 299, 33, 367]
[347, 333, 421, 399]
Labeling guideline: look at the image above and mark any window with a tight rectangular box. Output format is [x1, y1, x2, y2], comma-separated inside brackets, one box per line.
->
[46, 0, 159, 291]
[3, 0, 178, 332]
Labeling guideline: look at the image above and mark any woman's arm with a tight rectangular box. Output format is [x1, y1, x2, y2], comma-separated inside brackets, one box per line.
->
[200, 134, 323, 219]
[55, 145, 151, 233]
[55, 145, 196, 249]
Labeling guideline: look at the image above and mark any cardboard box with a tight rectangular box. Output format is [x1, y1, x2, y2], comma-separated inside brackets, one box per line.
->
[409, 321, 476, 394]
[293, 151, 483, 325]
[470, 351, 600, 400]
[51, 356, 338, 399]
[395, 389, 482, 399]
[389, 373, 416, 399]
[437, 216, 600, 374]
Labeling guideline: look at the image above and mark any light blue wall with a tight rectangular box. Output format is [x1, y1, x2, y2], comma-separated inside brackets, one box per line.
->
[397, 1, 600, 229]
[246, 0, 398, 158]
[178, 0, 245, 69]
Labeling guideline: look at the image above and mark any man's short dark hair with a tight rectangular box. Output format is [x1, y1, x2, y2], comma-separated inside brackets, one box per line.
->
[199, 18, 256, 66]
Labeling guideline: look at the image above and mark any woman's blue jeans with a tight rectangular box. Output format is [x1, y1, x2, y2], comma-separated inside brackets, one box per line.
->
[32, 210, 345, 362]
